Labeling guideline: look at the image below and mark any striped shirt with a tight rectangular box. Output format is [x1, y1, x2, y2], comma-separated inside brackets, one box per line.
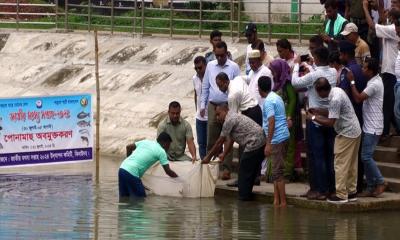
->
[362, 75, 384, 135]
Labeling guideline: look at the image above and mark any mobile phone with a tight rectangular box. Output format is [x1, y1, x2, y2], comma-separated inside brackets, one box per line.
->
[300, 54, 310, 62]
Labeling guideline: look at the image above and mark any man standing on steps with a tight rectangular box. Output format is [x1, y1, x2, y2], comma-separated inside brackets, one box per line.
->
[347, 58, 388, 197]
[202, 104, 266, 201]
[309, 77, 361, 203]
[157, 101, 197, 162]
[192, 56, 208, 160]
[200, 41, 241, 180]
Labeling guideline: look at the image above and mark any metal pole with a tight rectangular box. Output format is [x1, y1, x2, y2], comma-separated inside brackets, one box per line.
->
[55, 0, 59, 30]
[237, 0, 241, 39]
[16, 0, 20, 31]
[199, 0, 202, 38]
[65, 0, 68, 32]
[170, 0, 174, 38]
[141, 0, 144, 35]
[133, 0, 137, 35]
[94, 30, 101, 185]
[298, 0, 302, 44]
[230, 0, 233, 39]
[268, 0, 271, 44]
[88, 0, 92, 32]
[111, 0, 115, 34]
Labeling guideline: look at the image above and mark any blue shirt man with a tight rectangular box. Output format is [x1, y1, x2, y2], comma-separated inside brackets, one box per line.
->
[119, 133, 178, 199]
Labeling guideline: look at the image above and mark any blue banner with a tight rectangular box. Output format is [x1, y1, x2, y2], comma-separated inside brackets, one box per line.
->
[0, 94, 93, 167]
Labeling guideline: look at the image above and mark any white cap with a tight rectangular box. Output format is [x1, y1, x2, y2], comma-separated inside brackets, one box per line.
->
[341, 23, 358, 36]
[248, 49, 261, 58]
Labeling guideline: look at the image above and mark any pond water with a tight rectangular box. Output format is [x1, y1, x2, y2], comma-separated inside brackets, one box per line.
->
[0, 157, 400, 239]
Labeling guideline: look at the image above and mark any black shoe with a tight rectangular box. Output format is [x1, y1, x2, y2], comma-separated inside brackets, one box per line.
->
[327, 195, 348, 204]
[227, 180, 238, 187]
[348, 192, 357, 202]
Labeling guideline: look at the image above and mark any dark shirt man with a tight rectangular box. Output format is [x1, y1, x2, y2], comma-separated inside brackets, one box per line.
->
[322, 0, 349, 51]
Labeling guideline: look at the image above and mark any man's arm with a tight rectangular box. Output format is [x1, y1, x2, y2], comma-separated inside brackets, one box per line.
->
[347, 70, 369, 103]
[308, 108, 329, 117]
[186, 137, 197, 163]
[264, 116, 275, 157]
[162, 164, 178, 178]
[126, 143, 136, 157]
[292, 63, 315, 89]
[200, 66, 211, 117]
[363, 0, 376, 29]
[194, 90, 197, 111]
[202, 136, 226, 164]
[306, 112, 336, 127]
[219, 137, 234, 162]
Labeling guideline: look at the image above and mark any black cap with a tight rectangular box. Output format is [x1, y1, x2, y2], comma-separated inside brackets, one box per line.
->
[338, 40, 356, 53]
[244, 23, 257, 36]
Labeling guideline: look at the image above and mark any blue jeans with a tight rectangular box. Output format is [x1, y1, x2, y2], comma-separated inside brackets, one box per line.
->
[361, 133, 384, 192]
[395, 81, 400, 129]
[196, 119, 208, 160]
[118, 168, 146, 198]
[307, 121, 335, 194]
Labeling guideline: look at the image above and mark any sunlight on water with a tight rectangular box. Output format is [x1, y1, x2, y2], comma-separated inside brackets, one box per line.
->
[1, 157, 400, 239]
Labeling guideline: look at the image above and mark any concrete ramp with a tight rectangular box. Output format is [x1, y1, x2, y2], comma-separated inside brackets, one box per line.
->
[0, 32, 253, 155]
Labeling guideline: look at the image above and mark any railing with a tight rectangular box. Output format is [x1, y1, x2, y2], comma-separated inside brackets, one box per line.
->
[0, 0, 325, 43]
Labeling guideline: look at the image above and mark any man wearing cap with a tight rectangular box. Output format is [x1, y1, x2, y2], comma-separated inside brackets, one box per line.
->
[341, 22, 371, 65]
[338, 40, 367, 192]
[247, 49, 273, 109]
[244, 23, 261, 75]
[200, 41, 240, 180]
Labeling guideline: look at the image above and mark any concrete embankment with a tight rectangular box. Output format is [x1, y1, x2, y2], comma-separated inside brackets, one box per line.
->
[0, 30, 307, 156]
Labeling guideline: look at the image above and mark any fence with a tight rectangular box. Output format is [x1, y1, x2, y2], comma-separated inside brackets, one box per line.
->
[0, 0, 325, 43]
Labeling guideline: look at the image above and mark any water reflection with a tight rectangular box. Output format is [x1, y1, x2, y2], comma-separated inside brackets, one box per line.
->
[1, 171, 400, 239]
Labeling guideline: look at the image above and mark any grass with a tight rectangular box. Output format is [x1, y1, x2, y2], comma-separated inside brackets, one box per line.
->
[0, 1, 324, 39]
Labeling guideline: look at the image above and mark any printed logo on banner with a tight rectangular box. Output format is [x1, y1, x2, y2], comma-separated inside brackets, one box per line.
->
[0, 94, 93, 167]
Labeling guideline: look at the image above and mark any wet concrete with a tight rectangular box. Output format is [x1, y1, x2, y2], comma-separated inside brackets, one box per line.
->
[0, 33, 9, 51]
[107, 45, 146, 63]
[42, 65, 84, 87]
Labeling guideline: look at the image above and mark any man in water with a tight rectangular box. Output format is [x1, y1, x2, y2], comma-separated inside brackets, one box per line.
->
[157, 101, 197, 162]
[120, 132, 178, 199]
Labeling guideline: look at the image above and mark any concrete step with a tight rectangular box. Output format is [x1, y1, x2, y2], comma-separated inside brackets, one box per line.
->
[374, 146, 400, 164]
[378, 136, 400, 148]
[377, 162, 400, 179]
[385, 177, 400, 192]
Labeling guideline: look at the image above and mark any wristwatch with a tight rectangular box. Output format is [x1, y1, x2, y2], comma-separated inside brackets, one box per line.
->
[350, 80, 355, 85]
[312, 115, 316, 121]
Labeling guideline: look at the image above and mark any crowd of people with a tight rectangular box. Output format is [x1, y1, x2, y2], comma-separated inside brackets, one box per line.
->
[119, 0, 400, 206]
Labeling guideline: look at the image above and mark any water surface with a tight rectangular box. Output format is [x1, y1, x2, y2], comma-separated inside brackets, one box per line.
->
[0, 157, 399, 239]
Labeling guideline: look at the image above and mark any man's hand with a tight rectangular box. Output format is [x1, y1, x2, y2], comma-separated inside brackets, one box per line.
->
[346, 70, 355, 82]
[201, 155, 211, 164]
[200, 109, 206, 118]
[362, 0, 370, 9]
[218, 153, 225, 162]
[287, 117, 293, 128]
[192, 156, 196, 164]
[308, 108, 316, 115]
[264, 143, 272, 157]
[320, 34, 331, 43]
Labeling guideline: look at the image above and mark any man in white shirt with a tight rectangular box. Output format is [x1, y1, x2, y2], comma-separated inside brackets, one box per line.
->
[247, 50, 273, 109]
[200, 41, 241, 180]
[347, 58, 388, 197]
[364, 3, 400, 138]
[216, 73, 262, 126]
[192, 56, 208, 160]
[292, 46, 337, 200]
